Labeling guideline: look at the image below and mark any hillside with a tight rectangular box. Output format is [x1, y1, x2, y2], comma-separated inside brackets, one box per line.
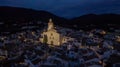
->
[0, 6, 68, 32]
[70, 14, 120, 30]
[0, 6, 120, 32]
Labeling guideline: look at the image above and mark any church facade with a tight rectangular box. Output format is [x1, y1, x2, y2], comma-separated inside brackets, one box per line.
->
[40, 19, 68, 46]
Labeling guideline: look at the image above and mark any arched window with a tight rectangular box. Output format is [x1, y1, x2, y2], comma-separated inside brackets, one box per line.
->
[51, 41, 53, 45]
[51, 33, 53, 36]
[52, 37, 54, 39]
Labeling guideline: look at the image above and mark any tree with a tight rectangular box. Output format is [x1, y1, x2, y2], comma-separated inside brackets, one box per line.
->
[43, 35, 48, 44]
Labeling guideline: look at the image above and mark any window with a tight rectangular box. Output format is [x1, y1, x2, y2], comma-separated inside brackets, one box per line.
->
[51, 41, 53, 45]
[49, 37, 54, 39]
[51, 33, 53, 36]
[64, 39, 66, 41]
[52, 37, 54, 39]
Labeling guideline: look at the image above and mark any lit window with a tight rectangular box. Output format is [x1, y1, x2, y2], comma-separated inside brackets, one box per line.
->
[51, 33, 53, 36]
[64, 39, 66, 41]
[52, 37, 54, 39]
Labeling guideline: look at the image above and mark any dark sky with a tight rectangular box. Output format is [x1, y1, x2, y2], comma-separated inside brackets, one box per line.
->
[0, 0, 120, 18]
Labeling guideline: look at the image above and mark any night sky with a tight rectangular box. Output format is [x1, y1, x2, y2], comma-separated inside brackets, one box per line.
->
[0, 0, 120, 18]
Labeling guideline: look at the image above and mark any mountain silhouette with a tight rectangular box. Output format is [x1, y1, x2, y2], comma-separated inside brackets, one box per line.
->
[0, 6, 120, 32]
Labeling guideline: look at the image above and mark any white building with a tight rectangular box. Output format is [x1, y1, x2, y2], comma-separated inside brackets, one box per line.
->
[40, 19, 73, 46]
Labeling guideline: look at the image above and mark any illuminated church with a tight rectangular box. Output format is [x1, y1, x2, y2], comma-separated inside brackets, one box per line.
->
[40, 19, 71, 46]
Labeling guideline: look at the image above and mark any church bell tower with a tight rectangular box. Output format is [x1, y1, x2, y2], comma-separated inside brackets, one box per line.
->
[47, 18, 54, 31]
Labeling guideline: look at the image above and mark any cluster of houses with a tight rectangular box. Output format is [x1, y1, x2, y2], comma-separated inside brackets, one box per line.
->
[0, 19, 120, 67]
